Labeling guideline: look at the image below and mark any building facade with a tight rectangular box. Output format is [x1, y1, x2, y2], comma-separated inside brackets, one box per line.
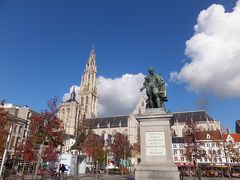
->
[89, 96, 146, 145]
[58, 48, 98, 152]
[171, 110, 221, 137]
[78, 48, 98, 119]
[0, 103, 38, 159]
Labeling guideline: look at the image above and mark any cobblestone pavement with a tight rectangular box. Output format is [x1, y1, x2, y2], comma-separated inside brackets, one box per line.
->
[5, 174, 238, 180]
[6, 174, 134, 180]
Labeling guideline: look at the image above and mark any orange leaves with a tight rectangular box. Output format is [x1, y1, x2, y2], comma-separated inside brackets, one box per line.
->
[20, 97, 64, 162]
[111, 133, 131, 160]
[0, 108, 10, 155]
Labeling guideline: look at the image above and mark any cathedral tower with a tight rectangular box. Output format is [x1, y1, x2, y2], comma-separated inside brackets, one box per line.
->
[78, 48, 98, 119]
[58, 87, 81, 136]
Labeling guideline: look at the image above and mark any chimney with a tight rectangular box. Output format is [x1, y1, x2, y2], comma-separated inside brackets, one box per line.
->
[226, 128, 231, 134]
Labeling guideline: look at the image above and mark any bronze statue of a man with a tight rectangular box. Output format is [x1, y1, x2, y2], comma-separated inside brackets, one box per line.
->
[140, 67, 167, 109]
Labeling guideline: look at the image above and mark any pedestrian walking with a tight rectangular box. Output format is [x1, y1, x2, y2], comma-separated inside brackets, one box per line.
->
[196, 168, 202, 180]
[179, 170, 184, 180]
[59, 164, 66, 179]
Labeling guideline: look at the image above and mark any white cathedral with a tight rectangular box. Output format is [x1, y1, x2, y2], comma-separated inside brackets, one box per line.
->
[57, 48, 220, 154]
[57, 48, 98, 152]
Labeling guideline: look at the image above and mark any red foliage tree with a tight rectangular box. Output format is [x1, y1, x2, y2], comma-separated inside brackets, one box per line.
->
[18, 138, 37, 162]
[83, 133, 105, 165]
[184, 120, 206, 172]
[111, 133, 131, 160]
[111, 132, 131, 174]
[0, 107, 10, 156]
[19, 97, 64, 163]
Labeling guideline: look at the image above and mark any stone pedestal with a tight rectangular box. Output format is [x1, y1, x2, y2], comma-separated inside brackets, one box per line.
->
[135, 109, 179, 180]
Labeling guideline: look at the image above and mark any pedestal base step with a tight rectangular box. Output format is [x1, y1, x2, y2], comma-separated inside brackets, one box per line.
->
[135, 163, 179, 180]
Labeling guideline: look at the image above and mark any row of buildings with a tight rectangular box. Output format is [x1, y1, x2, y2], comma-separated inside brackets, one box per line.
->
[1, 49, 240, 173]
[55, 49, 240, 171]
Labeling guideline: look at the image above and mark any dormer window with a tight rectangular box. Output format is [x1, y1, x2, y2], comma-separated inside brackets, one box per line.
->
[207, 134, 211, 139]
[138, 108, 141, 114]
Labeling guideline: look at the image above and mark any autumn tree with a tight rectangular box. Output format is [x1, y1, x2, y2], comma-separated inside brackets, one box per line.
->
[18, 97, 64, 179]
[225, 141, 240, 165]
[71, 116, 92, 152]
[0, 106, 10, 156]
[131, 142, 140, 160]
[184, 120, 206, 173]
[82, 133, 105, 173]
[111, 132, 131, 175]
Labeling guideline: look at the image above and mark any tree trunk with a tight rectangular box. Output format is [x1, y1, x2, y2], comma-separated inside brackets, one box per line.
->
[34, 143, 44, 180]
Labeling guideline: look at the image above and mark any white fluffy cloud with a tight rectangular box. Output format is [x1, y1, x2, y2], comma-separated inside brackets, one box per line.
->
[98, 73, 145, 117]
[171, 1, 240, 98]
[62, 85, 80, 102]
[62, 73, 145, 117]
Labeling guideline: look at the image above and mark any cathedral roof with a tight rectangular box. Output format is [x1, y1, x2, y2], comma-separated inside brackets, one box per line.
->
[172, 110, 215, 124]
[88, 115, 129, 129]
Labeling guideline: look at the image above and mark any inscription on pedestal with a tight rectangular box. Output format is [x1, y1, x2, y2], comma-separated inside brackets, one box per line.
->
[145, 132, 166, 156]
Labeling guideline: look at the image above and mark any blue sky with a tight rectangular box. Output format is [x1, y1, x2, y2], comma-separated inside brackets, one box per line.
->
[0, 0, 239, 131]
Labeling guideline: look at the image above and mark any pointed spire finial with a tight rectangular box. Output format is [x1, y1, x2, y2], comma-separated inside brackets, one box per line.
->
[70, 86, 76, 101]
[91, 44, 95, 55]
[73, 86, 76, 93]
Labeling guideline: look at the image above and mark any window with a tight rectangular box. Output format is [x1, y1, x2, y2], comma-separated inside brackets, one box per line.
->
[13, 125, 17, 133]
[214, 158, 217, 162]
[207, 143, 210, 147]
[25, 121, 28, 129]
[180, 157, 184, 161]
[173, 145, 177, 148]
[81, 97, 84, 106]
[18, 126, 22, 134]
[62, 109, 65, 118]
[27, 111, 31, 119]
[138, 109, 141, 114]
[180, 150, 183, 154]
[212, 143, 215, 147]
[23, 130, 27, 138]
[173, 150, 177, 154]
[174, 157, 178, 161]
[207, 134, 211, 139]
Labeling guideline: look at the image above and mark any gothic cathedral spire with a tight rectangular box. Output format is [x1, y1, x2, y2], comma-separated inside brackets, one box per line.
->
[78, 48, 98, 119]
